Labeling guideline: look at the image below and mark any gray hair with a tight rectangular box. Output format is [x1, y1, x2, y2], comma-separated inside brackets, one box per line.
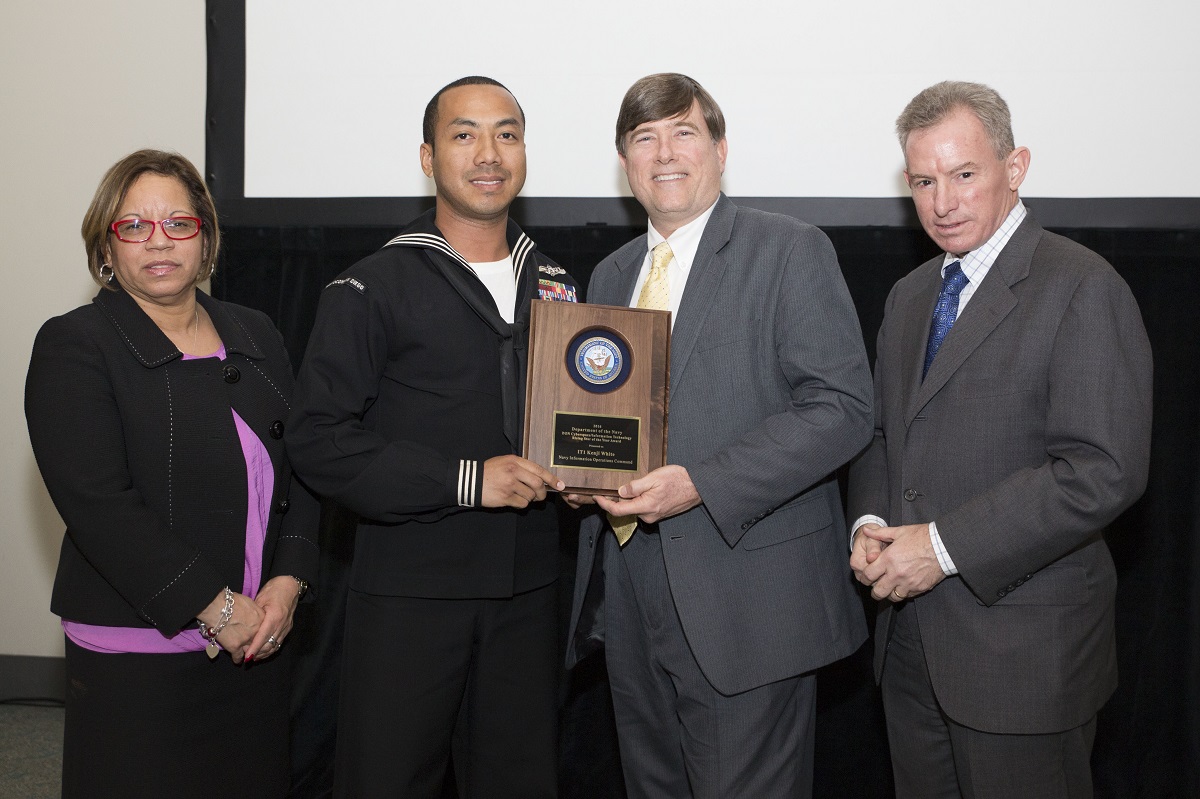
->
[896, 80, 1014, 160]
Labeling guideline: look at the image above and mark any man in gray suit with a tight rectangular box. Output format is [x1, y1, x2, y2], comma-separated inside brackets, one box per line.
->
[849, 81, 1153, 798]
[565, 73, 873, 798]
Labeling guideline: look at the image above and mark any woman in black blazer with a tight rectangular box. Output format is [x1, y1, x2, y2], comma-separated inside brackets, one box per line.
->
[25, 149, 318, 798]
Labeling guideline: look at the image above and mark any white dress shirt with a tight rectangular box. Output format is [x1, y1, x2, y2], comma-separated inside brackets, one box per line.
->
[627, 200, 720, 324]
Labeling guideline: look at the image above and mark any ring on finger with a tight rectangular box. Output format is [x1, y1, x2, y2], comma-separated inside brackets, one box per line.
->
[267, 635, 278, 648]
[891, 587, 906, 601]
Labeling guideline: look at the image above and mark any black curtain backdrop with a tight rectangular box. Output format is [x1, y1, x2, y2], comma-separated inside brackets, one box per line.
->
[212, 222, 1200, 799]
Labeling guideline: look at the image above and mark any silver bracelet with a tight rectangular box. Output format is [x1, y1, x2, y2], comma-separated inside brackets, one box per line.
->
[198, 587, 234, 660]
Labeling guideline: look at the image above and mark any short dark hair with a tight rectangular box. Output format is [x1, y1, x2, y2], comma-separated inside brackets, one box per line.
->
[615, 73, 725, 155]
[896, 80, 1015, 161]
[80, 149, 219, 289]
[422, 76, 525, 147]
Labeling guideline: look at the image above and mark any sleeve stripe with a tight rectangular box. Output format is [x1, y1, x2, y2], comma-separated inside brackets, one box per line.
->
[457, 459, 478, 507]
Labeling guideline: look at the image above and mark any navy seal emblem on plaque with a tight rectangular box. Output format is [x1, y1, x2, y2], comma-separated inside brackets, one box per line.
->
[567, 330, 632, 393]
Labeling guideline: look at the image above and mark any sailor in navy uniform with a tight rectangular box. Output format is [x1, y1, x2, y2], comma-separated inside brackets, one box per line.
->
[287, 77, 578, 799]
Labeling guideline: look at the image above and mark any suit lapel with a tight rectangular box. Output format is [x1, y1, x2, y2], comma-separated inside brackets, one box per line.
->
[669, 196, 735, 393]
[386, 216, 513, 337]
[905, 216, 1040, 422]
[608, 241, 645, 307]
[426, 249, 512, 337]
[410, 241, 520, 447]
[897, 264, 943, 423]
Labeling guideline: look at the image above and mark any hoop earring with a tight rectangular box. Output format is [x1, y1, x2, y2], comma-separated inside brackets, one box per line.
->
[99, 263, 114, 283]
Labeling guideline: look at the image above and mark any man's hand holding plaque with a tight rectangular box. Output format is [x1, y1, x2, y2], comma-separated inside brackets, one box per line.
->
[591, 464, 700, 521]
[481, 454, 566, 508]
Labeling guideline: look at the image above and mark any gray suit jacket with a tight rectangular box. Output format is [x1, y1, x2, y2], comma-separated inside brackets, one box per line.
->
[566, 195, 873, 695]
[848, 212, 1153, 734]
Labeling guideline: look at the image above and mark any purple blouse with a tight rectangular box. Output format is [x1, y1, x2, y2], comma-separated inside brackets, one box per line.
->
[62, 346, 275, 654]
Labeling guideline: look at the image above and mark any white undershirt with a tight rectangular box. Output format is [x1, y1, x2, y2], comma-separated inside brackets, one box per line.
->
[471, 256, 516, 324]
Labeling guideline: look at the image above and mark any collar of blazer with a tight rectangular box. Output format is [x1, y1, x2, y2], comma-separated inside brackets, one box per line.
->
[613, 193, 737, 394]
[92, 284, 267, 369]
[382, 208, 541, 340]
[905, 212, 1042, 422]
[382, 208, 547, 452]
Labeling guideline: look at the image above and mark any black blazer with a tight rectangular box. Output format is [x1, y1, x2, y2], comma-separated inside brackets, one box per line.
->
[26, 286, 318, 634]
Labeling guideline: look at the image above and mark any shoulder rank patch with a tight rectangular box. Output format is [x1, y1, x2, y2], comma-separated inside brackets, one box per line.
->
[539, 279, 578, 303]
[325, 276, 367, 293]
[539, 264, 566, 277]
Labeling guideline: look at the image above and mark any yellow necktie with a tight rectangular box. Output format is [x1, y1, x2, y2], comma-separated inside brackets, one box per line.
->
[610, 242, 674, 545]
[636, 241, 673, 311]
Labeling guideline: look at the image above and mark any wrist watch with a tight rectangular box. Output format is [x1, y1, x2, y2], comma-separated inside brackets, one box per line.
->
[293, 577, 309, 599]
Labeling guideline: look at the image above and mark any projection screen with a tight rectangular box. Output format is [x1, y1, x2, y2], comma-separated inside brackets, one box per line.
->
[206, 0, 1200, 228]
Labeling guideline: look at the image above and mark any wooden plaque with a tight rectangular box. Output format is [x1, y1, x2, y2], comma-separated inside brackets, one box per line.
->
[524, 301, 670, 495]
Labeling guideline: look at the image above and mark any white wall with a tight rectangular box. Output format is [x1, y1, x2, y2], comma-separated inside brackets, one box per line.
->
[0, 2, 206, 657]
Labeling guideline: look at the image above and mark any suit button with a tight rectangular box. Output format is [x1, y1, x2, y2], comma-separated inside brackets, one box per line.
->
[997, 588, 1007, 597]
[741, 522, 751, 530]
[275, 499, 290, 514]
[903, 488, 918, 501]
[587, 535, 594, 547]
[269, 420, 285, 439]
[222, 364, 241, 384]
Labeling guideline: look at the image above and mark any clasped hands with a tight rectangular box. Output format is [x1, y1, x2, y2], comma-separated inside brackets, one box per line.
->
[197, 575, 304, 664]
[851, 522, 946, 602]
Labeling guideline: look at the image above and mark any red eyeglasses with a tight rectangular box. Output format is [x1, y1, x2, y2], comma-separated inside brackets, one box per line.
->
[110, 217, 202, 243]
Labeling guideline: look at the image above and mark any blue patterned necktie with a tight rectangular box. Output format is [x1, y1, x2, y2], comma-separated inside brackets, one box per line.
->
[923, 261, 968, 379]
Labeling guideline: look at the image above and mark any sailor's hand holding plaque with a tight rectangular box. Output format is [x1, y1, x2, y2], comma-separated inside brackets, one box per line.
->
[523, 301, 669, 495]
